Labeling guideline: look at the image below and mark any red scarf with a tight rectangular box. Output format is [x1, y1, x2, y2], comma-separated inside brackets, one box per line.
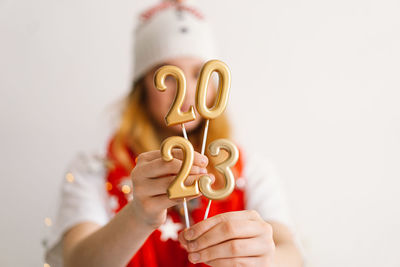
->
[106, 137, 246, 267]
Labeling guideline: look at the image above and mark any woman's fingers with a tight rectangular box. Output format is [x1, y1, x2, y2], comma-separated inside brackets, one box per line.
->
[135, 150, 161, 162]
[184, 173, 215, 186]
[130, 149, 210, 229]
[133, 175, 174, 197]
[181, 210, 262, 242]
[205, 256, 270, 267]
[136, 149, 208, 167]
[187, 238, 269, 264]
[137, 174, 214, 197]
[178, 211, 276, 265]
[132, 149, 210, 193]
[136, 158, 207, 179]
[147, 194, 182, 211]
[205, 257, 249, 267]
[171, 149, 209, 167]
[185, 219, 266, 253]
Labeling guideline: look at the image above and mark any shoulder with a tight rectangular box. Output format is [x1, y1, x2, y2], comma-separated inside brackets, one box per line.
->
[60, 152, 110, 195]
[241, 150, 281, 186]
[59, 151, 112, 220]
[240, 150, 293, 226]
[45, 151, 112, 267]
[66, 152, 108, 179]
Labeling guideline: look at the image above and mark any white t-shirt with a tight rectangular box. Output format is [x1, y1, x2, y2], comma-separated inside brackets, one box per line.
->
[44, 151, 296, 266]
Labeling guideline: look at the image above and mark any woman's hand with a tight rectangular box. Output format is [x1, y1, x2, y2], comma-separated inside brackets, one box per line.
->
[178, 210, 275, 266]
[130, 149, 212, 229]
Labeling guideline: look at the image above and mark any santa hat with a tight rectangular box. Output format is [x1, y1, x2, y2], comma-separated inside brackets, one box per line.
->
[132, 0, 217, 81]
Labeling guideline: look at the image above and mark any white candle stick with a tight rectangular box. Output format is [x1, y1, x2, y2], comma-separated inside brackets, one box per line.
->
[203, 198, 212, 220]
[181, 123, 190, 228]
[200, 120, 212, 220]
[200, 119, 209, 155]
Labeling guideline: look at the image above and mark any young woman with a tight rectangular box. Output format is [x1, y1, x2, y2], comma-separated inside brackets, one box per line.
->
[45, 1, 303, 266]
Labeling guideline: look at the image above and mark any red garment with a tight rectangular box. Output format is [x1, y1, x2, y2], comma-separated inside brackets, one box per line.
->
[106, 138, 246, 267]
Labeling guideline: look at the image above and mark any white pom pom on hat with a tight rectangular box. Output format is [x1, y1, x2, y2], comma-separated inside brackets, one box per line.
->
[132, 0, 217, 82]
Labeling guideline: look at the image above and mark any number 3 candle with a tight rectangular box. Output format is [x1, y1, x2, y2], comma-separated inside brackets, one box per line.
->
[199, 139, 239, 200]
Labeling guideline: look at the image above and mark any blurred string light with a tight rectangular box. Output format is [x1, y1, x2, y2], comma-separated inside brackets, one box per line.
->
[106, 181, 113, 191]
[65, 172, 75, 183]
[119, 178, 133, 201]
[44, 217, 52, 227]
[119, 178, 132, 195]
[43, 218, 52, 266]
[121, 184, 131, 194]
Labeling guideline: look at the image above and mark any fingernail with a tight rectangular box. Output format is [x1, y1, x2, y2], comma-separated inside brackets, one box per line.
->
[188, 241, 197, 251]
[189, 253, 200, 263]
[184, 229, 194, 240]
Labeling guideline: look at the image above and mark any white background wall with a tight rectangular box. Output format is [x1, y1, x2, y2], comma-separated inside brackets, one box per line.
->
[1, 0, 399, 266]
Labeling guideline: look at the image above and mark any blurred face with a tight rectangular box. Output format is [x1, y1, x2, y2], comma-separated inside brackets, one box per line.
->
[144, 57, 216, 134]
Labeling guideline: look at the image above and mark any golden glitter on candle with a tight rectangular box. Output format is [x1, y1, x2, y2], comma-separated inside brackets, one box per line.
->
[121, 185, 131, 194]
[44, 217, 52, 227]
[65, 172, 74, 183]
[105, 182, 112, 191]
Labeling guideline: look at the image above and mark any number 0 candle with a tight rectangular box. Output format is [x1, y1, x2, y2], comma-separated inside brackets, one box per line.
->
[196, 60, 231, 120]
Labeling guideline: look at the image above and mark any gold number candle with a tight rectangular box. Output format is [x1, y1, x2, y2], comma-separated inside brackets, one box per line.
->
[196, 60, 231, 156]
[155, 60, 234, 222]
[154, 65, 196, 126]
[161, 136, 199, 199]
[199, 139, 239, 200]
[195, 60, 231, 120]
